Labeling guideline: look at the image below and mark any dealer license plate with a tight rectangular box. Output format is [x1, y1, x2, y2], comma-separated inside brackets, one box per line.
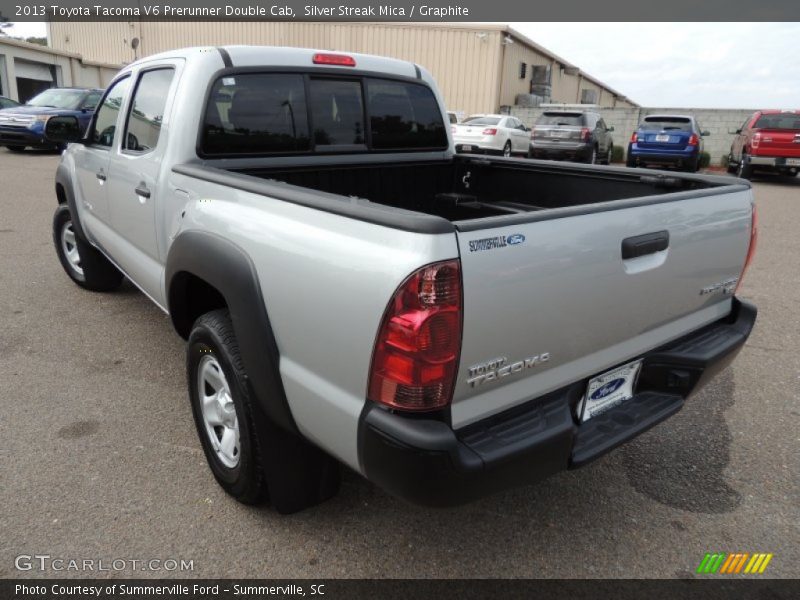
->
[580, 360, 642, 422]
[461, 145, 474, 152]
[786, 158, 800, 166]
[655, 134, 670, 142]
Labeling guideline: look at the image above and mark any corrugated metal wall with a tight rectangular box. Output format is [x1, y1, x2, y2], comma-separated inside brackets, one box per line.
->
[48, 22, 632, 113]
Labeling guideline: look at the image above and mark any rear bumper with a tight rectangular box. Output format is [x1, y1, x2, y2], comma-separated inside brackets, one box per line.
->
[529, 142, 592, 161]
[358, 298, 756, 507]
[748, 155, 800, 169]
[629, 147, 697, 166]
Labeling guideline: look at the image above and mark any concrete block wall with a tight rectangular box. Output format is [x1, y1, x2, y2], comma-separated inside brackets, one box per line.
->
[511, 106, 757, 164]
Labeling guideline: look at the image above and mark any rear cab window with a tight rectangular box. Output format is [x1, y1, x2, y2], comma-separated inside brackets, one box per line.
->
[536, 112, 584, 126]
[642, 117, 692, 132]
[753, 113, 800, 130]
[200, 72, 447, 156]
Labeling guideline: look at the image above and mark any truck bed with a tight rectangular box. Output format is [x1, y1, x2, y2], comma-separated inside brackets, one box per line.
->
[222, 155, 741, 225]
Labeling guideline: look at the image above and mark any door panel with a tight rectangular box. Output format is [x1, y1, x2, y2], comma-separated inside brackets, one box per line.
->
[106, 65, 179, 305]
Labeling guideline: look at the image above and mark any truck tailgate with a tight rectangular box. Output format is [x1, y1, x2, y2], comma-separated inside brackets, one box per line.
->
[451, 189, 754, 428]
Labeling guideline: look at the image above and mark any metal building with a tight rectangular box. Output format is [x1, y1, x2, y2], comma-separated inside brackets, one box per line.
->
[0, 37, 118, 103]
[46, 22, 636, 114]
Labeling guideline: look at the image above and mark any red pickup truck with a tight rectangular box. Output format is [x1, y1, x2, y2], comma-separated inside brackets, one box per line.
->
[728, 110, 800, 179]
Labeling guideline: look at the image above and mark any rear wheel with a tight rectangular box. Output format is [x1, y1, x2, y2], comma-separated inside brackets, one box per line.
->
[604, 145, 613, 165]
[687, 156, 700, 173]
[6, 145, 25, 152]
[587, 146, 597, 164]
[726, 152, 738, 174]
[52, 205, 123, 291]
[188, 309, 341, 512]
[502, 141, 512, 157]
[737, 153, 753, 180]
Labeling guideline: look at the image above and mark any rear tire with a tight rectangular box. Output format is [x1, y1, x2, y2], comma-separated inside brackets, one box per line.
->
[188, 309, 341, 512]
[737, 153, 753, 180]
[502, 141, 512, 157]
[6, 145, 25, 152]
[587, 146, 597, 164]
[52, 205, 123, 292]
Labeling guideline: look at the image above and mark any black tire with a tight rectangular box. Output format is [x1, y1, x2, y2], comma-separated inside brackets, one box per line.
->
[587, 146, 598, 164]
[687, 156, 700, 173]
[737, 153, 753, 180]
[6, 145, 25, 152]
[502, 141, 512, 157]
[188, 310, 269, 505]
[52, 204, 123, 292]
[726, 152, 738, 174]
[188, 309, 341, 512]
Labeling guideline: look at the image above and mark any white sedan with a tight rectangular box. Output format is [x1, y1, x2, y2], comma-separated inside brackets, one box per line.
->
[452, 114, 530, 157]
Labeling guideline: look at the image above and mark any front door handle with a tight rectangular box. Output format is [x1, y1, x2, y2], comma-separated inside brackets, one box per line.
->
[622, 230, 669, 260]
[135, 184, 151, 199]
[96, 171, 106, 182]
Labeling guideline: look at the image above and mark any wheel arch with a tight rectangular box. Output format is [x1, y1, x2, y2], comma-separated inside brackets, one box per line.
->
[166, 230, 297, 433]
[55, 163, 90, 242]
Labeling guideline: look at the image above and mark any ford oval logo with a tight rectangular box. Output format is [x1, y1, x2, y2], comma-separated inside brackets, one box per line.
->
[590, 378, 626, 401]
[507, 233, 526, 245]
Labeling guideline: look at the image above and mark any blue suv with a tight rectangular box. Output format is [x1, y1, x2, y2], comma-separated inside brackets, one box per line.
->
[626, 114, 709, 172]
[0, 87, 102, 152]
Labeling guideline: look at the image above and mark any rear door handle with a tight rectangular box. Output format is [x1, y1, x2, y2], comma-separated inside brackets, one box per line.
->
[622, 230, 669, 260]
[96, 171, 106, 182]
[135, 184, 151, 199]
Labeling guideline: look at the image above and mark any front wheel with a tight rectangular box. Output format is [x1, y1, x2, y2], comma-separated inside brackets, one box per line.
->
[52, 205, 123, 291]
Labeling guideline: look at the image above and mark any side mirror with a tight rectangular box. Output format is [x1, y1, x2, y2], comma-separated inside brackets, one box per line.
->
[735, 128, 742, 134]
[702, 130, 710, 137]
[607, 126, 615, 132]
[44, 115, 83, 144]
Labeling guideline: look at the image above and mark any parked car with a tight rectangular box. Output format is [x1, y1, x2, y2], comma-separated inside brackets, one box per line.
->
[529, 110, 614, 164]
[0, 87, 102, 151]
[46, 46, 757, 513]
[452, 114, 530, 156]
[0, 95, 20, 110]
[627, 115, 708, 172]
[727, 110, 800, 180]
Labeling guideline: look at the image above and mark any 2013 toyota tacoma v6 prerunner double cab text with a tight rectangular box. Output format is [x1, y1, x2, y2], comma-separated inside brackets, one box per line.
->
[46, 46, 758, 513]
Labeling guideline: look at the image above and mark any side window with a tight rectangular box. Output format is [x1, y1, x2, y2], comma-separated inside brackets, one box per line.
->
[598, 118, 607, 131]
[124, 68, 175, 153]
[82, 92, 101, 111]
[308, 78, 365, 147]
[91, 77, 131, 147]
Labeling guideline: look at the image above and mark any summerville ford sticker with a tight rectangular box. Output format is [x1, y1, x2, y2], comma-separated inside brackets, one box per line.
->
[468, 233, 525, 252]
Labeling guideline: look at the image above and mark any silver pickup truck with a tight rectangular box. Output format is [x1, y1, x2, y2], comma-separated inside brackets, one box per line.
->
[46, 46, 757, 513]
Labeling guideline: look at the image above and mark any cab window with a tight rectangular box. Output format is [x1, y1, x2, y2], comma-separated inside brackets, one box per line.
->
[123, 68, 175, 153]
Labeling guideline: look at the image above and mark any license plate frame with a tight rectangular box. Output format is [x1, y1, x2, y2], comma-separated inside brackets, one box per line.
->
[785, 158, 800, 166]
[580, 359, 643, 422]
[655, 134, 670, 142]
[461, 145, 474, 152]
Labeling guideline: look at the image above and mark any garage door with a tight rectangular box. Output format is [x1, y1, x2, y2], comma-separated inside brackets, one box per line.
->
[15, 60, 54, 82]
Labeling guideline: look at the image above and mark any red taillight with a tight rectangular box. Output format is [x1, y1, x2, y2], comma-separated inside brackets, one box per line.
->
[482, 128, 497, 136]
[368, 260, 462, 411]
[630, 132, 639, 143]
[752, 131, 762, 149]
[735, 204, 758, 294]
[688, 133, 699, 146]
[312, 53, 356, 67]
[580, 127, 591, 142]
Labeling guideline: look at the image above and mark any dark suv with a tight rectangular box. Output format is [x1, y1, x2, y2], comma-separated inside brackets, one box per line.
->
[529, 110, 614, 164]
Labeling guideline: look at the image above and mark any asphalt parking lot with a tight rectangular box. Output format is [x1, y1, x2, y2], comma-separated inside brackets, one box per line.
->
[1, 149, 798, 579]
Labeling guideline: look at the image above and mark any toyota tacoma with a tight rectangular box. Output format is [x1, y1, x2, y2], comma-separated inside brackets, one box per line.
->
[46, 46, 758, 513]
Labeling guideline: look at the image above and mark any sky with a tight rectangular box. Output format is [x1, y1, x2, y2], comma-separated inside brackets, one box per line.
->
[511, 22, 800, 108]
[5, 21, 799, 108]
